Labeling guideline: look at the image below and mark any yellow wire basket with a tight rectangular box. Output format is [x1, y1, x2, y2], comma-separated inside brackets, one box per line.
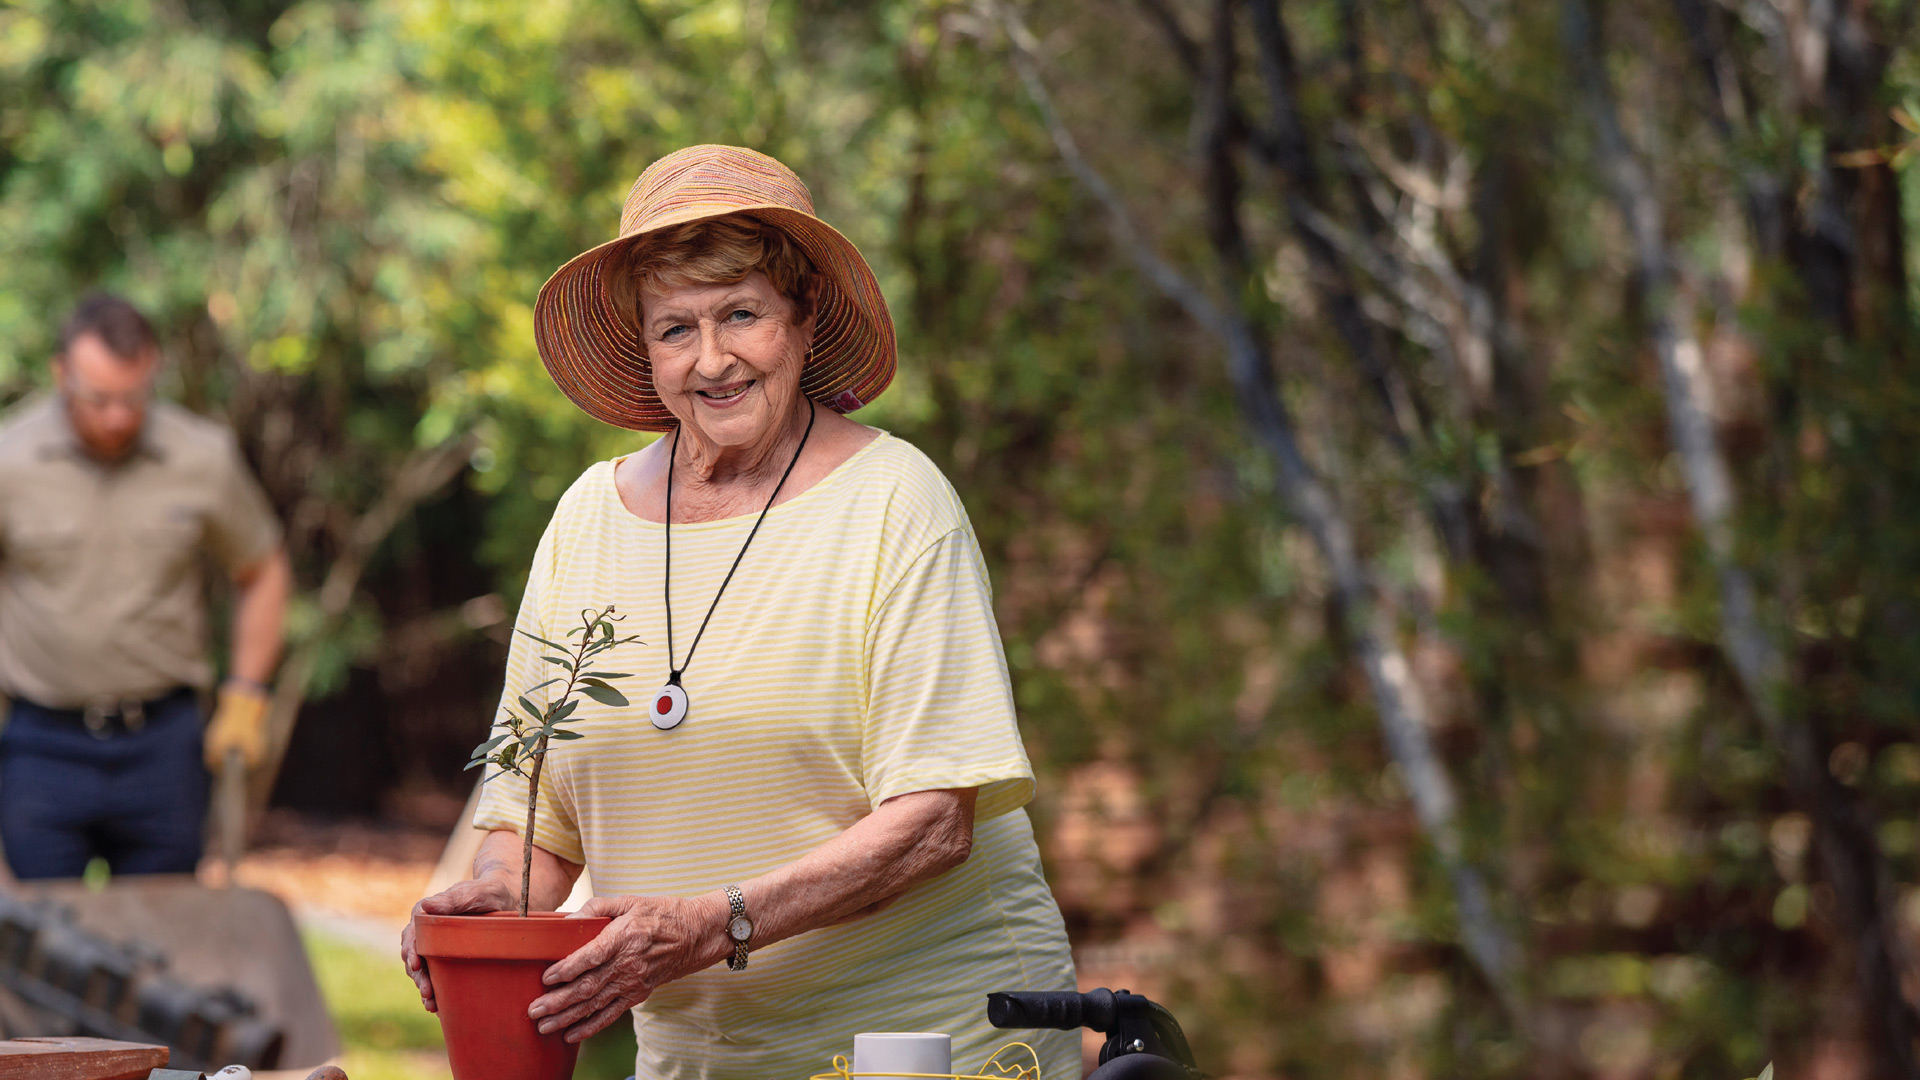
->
[810, 1041, 1044, 1080]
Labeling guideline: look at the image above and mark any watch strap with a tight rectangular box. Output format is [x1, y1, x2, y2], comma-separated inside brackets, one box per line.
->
[725, 884, 750, 971]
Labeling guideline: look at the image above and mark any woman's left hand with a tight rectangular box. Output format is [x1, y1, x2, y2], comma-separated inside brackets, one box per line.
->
[530, 893, 731, 1042]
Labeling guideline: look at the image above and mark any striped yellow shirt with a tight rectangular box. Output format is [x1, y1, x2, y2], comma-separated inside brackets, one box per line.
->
[474, 433, 1078, 1080]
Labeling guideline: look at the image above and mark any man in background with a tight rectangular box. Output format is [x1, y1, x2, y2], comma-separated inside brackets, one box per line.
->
[0, 292, 291, 879]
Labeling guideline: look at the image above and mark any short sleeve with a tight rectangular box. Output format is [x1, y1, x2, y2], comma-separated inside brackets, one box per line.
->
[205, 434, 282, 573]
[472, 519, 587, 865]
[862, 526, 1035, 821]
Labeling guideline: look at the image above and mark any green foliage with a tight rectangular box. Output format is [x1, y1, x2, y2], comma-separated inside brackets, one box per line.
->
[468, 604, 635, 780]
[469, 604, 636, 916]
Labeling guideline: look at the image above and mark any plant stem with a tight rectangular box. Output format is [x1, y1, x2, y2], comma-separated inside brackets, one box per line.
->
[519, 733, 547, 919]
[515, 610, 600, 918]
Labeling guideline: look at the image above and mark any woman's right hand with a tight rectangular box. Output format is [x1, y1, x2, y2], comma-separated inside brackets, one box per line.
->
[400, 877, 517, 1012]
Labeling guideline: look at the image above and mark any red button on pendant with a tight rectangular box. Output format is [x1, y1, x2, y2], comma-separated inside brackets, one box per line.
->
[650, 683, 688, 730]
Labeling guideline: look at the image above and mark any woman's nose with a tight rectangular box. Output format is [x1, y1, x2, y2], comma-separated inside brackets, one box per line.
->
[694, 323, 731, 376]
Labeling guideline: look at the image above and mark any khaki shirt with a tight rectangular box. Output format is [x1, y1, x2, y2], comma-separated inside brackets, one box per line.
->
[0, 395, 282, 708]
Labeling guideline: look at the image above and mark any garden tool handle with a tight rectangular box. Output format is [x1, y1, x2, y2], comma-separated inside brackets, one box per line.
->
[217, 746, 247, 885]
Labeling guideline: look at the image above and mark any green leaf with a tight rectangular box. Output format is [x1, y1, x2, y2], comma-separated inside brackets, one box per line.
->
[580, 682, 628, 707]
[550, 729, 586, 740]
[469, 737, 509, 762]
[516, 630, 572, 653]
[581, 671, 633, 681]
[541, 655, 576, 671]
[547, 699, 580, 723]
[518, 695, 542, 719]
[1759, 1064, 1774, 1080]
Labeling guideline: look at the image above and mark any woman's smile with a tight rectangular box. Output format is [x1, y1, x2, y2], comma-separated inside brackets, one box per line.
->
[696, 379, 755, 406]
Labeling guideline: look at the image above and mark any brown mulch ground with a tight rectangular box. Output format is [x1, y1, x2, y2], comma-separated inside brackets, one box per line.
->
[200, 810, 450, 926]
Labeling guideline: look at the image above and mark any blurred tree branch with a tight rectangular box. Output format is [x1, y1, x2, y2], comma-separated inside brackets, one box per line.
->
[249, 432, 478, 817]
[1562, 2, 1919, 1076]
[993, 0, 1527, 1021]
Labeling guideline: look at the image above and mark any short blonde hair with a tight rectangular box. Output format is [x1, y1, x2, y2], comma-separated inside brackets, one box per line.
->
[610, 216, 817, 342]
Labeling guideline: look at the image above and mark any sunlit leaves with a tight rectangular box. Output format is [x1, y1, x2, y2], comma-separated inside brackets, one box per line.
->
[465, 604, 639, 783]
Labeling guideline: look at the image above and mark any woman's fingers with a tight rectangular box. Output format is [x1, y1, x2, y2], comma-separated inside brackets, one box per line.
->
[565, 1001, 632, 1044]
[534, 965, 648, 1035]
[532, 963, 606, 1019]
[525, 896, 704, 1034]
[418, 878, 513, 915]
[537, 969, 652, 1038]
[534, 988, 603, 1034]
[571, 895, 628, 919]
[542, 928, 616, 987]
[399, 921, 437, 1011]
[405, 877, 515, 1014]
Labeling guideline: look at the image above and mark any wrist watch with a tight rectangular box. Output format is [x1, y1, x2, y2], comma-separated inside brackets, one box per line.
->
[724, 884, 753, 971]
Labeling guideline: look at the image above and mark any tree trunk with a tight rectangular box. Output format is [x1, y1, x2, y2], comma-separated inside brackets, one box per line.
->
[998, 0, 1526, 1019]
[247, 433, 480, 817]
[1562, 3, 1917, 1075]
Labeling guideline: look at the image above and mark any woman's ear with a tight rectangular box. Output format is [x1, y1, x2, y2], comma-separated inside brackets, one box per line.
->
[798, 279, 823, 341]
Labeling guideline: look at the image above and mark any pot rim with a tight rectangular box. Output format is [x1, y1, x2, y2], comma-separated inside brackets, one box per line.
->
[413, 911, 611, 961]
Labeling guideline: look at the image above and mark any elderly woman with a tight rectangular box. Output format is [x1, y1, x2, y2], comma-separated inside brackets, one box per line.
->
[402, 145, 1079, 1079]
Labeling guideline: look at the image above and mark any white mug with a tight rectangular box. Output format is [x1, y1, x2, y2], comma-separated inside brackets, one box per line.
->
[854, 1032, 951, 1079]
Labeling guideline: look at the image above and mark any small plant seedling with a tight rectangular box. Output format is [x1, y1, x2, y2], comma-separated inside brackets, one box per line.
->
[467, 604, 639, 916]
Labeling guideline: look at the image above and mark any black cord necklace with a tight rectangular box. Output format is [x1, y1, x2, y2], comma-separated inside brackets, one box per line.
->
[648, 402, 817, 730]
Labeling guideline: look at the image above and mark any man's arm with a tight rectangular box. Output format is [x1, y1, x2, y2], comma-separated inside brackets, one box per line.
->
[204, 546, 291, 772]
[229, 546, 291, 686]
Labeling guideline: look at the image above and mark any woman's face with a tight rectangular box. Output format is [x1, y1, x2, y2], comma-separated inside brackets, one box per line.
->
[640, 271, 814, 454]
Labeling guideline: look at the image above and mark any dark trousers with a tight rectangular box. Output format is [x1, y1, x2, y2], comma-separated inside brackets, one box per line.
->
[0, 690, 208, 879]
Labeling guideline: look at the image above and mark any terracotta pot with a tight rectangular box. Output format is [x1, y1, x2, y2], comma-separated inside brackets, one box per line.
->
[414, 911, 612, 1080]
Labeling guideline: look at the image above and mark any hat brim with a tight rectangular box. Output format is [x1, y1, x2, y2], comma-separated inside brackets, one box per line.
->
[532, 204, 896, 432]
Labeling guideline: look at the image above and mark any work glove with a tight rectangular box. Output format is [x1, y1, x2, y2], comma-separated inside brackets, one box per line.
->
[205, 681, 271, 772]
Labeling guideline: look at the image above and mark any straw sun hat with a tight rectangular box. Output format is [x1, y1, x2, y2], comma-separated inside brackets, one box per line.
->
[532, 145, 897, 432]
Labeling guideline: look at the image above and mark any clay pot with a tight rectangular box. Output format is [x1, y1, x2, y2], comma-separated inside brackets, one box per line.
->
[413, 911, 612, 1080]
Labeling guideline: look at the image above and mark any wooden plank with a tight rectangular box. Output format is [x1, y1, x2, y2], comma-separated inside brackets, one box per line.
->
[0, 1035, 169, 1080]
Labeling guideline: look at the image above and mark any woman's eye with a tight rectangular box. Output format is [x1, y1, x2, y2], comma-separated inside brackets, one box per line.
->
[726, 308, 754, 323]
[660, 325, 689, 342]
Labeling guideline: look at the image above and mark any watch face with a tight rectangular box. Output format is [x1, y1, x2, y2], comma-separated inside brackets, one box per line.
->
[728, 915, 753, 942]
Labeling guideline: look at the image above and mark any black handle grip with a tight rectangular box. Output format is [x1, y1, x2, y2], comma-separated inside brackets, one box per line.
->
[987, 989, 1116, 1031]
